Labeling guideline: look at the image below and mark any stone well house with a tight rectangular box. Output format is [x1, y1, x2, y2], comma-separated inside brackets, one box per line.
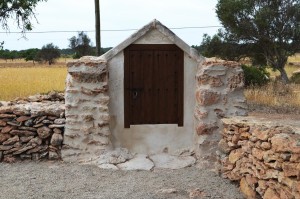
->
[62, 19, 247, 163]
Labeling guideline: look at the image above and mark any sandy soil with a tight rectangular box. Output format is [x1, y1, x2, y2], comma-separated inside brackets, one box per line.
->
[0, 161, 244, 199]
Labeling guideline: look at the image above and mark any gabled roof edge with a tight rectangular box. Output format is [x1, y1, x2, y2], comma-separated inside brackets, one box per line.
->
[100, 19, 205, 63]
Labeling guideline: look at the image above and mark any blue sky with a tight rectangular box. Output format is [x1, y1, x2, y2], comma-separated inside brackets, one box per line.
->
[1, 0, 221, 50]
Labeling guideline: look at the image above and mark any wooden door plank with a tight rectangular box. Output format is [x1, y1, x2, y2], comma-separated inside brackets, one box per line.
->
[124, 48, 130, 128]
[124, 44, 184, 127]
[142, 50, 154, 124]
[177, 49, 184, 126]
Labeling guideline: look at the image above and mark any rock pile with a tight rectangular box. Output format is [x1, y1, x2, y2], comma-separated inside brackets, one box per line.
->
[0, 92, 65, 162]
[219, 117, 300, 199]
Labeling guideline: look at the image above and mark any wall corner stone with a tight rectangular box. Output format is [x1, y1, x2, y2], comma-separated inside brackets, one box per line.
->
[194, 60, 248, 167]
[62, 56, 112, 162]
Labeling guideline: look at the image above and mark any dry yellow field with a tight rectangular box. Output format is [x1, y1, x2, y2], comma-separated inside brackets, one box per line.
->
[0, 57, 300, 112]
[0, 59, 68, 101]
[245, 54, 300, 110]
[244, 82, 300, 110]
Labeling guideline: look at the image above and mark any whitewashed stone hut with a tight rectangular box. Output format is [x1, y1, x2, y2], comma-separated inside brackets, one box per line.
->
[63, 19, 247, 164]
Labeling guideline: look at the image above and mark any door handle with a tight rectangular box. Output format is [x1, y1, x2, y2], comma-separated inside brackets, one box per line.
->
[133, 91, 138, 99]
[130, 88, 143, 99]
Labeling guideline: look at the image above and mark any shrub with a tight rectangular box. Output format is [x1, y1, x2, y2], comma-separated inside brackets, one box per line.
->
[290, 72, 300, 84]
[241, 65, 270, 87]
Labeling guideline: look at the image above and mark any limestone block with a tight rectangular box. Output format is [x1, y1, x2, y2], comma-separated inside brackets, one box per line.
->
[71, 72, 107, 83]
[293, 181, 300, 194]
[195, 89, 220, 106]
[196, 74, 223, 87]
[277, 185, 294, 199]
[10, 130, 36, 137]
[290, 154, 300, 162]
[252, 148, 264, 160]
[202, 64, 226, 76]
[229, 148, 244, 164]
[261, 142, 271, 150]
[95, 127, 110, 136]
[98, 164, 119, 170]
[86, 134, 110, 146]
[262, 169, 280, 179]
[263, 150, 281, 163]
[263, 188, 281, 199]
[0, 114, 16, 119]
[195, 123, 218, 136]
[81, 86, 108, 96]
[240, 177, 257, 199]
[0, 133, 11, 143]
[252, 128, 271, 141]
[16, 116, 31, 122]
[96, 148, 133, 165]
[227, 72, 244, 91]
[218, 139, 232, 154]
[282, 162, 300, 177]
[37, 127, 52, 139]
[264, 161, 282, 170]
[0, 145, 14, 151]
[239, 140, 254, 153]
[48, 151, 59, 160]
[13, 145, 35, 155]
[117, 154, 154, 171]
[271, 134, 300, 153]
[1, 126, 14, 134]
[214, 108, 226, 119]
[150, 153, 196, 169]
[0, 120, 7, 127]
[28, 137, 42, 146]
[51, 133, 63, 146]
[194, 108, 208, 120]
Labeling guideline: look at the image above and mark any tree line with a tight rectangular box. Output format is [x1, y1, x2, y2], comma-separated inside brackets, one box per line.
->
[0, 32, 112, 65]
[1, 0, 299, 83]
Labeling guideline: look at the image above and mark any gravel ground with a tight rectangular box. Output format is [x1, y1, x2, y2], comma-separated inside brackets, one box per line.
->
[0, 161, 244, 199]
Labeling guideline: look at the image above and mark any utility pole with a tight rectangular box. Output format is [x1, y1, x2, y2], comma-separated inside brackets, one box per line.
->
[95, 0, 101, 56]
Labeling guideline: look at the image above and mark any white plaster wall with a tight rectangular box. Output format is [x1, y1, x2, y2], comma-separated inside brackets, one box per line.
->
[108, 29, 198, 154]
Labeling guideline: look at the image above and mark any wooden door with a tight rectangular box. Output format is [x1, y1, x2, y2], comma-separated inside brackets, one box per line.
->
[124, 44, 183, 128]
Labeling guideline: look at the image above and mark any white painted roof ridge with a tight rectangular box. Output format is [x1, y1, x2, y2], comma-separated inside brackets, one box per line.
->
[100, 19, 204, 63]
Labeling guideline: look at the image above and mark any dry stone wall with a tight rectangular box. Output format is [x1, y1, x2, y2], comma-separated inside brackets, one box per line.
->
[220, 117, 300, 199]
[0, 92, 65, 162]
[194, 61, 247, 166]
[63, 56, 111, 162]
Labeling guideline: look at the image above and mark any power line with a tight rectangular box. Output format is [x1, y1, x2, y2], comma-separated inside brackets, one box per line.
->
[0, 26, 222, 34]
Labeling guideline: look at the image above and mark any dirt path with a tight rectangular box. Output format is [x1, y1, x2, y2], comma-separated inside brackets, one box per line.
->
[0, 161, 244, 199]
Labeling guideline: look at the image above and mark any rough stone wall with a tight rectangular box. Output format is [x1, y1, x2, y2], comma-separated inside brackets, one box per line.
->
[62, 56, 111, 162]
[0, 93, 65, 162]
[194, 61, 248, 166]
[220, 117, 300, 199]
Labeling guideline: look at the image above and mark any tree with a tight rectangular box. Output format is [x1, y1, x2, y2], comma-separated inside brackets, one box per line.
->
[23, 48, 40, 63]
[0, 0, 47, 49]
[197, 33, 265, 64]
[69, 31, 94, 58]
[0, 49, 11, 61]
[94, 0, 101, 56]
[0, 0, 47, 32]
[213, 0, 300, 83]
[37, 43, 60, 65]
